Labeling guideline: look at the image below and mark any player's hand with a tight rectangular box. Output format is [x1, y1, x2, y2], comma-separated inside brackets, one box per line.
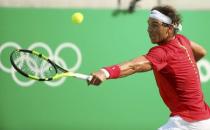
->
[88, 70, 107, 86]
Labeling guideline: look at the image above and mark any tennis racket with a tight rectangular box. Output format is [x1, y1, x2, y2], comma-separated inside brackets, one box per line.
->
[10, 49, 92, 81]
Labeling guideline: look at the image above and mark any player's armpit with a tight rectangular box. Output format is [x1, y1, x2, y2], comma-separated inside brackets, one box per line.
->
[190, 41, 207, 61]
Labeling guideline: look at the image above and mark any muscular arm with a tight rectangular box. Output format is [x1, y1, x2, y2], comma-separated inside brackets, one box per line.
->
[190, 41, 207, 62]
[119, 56, 152, 77]
[88, 56, 152, 85]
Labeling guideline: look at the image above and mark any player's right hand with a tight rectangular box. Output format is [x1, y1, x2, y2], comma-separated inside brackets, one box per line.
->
[88, 70, 107, 86]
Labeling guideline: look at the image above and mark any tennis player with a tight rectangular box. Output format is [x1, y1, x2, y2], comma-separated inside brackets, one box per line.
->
[88, 5, 210, 130]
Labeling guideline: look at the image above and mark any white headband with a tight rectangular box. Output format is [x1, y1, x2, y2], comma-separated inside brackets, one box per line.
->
[149, 10, 182, 31]
[149, 10, 172, 24]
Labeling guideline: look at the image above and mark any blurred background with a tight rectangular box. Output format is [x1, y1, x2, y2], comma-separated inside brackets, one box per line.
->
[0, 0, 210, 130]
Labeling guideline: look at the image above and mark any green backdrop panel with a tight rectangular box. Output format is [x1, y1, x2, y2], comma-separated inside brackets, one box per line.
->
[0, 8, 210, 130]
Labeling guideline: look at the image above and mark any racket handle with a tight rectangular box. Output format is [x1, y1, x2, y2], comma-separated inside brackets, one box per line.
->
[74, 73, 93, 81]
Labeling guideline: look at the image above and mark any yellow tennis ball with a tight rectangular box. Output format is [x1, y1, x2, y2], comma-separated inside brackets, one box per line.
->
[71, 12, 84, 24]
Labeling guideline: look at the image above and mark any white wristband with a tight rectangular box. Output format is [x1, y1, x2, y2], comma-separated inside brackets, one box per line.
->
[100, 69, 110, 78]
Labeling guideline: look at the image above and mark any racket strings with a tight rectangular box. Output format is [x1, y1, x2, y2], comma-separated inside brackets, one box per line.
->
[12, 51, 57, 79]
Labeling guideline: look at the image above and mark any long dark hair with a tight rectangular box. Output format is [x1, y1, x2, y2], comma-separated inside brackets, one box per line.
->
[151, 5, 182, 33]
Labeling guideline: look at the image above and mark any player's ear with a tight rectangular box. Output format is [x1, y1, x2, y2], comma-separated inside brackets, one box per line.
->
[168, 26, 174, 33]
[168, 25, 173, 30]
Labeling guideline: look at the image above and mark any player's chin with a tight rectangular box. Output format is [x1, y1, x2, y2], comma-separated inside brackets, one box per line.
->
[149, 37, 159, 43]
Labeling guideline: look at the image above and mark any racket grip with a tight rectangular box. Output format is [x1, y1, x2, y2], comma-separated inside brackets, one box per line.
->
[74, 73, 93, 81]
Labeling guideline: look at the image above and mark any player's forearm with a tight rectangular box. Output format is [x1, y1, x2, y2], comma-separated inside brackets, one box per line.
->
[102, 56, 152, 79]
[89, 56, 152, 85]
[119, 60, 151, 77]
[118, 61, 138, 77]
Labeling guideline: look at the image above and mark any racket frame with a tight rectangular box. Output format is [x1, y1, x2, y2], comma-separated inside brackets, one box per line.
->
[10, 49, 91, 81]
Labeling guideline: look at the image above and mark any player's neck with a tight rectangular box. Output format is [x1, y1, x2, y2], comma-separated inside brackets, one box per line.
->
[158, 36, 175, 45]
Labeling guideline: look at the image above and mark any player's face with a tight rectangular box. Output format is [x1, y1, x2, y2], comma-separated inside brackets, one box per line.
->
[147, 18, 170, 44]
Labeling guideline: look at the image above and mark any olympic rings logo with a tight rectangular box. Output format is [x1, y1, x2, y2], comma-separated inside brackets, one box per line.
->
[0, 42, 82, 87]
